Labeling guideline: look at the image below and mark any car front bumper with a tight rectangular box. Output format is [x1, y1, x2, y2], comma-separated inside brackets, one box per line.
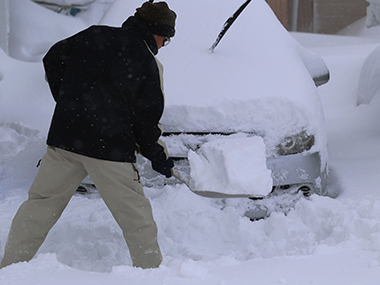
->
[267, 151, 327, 194]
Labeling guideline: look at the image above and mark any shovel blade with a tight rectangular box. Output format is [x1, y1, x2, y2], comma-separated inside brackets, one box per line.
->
[172, 168, 265, 199]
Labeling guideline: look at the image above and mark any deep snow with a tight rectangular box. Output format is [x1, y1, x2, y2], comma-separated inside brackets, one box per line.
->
[2, 0, 380, 284]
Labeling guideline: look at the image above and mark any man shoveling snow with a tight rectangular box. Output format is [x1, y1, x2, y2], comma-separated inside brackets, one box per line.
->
[0, 1, 176, 270]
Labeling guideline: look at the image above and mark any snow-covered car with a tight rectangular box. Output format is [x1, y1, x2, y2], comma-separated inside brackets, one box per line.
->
[150, 0, 330, 197]
[98, 0, 330, 197]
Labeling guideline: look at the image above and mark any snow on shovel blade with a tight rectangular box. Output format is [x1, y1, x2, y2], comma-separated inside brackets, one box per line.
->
[172, 168, 265, 199]
[171, 135, 273, 198]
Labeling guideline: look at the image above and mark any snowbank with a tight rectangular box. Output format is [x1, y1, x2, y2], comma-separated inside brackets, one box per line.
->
[7, 0, 112, 62]
[0, 48, 54, 132]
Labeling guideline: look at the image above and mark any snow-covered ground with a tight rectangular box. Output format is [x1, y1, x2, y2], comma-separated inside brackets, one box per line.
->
[2, 0, 380, 284]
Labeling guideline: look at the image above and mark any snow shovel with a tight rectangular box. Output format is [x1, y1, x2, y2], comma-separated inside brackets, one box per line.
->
[172, 168, 265, 199]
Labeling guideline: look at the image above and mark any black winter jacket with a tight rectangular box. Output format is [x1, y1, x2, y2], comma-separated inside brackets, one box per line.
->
[43, 16, 169, 163]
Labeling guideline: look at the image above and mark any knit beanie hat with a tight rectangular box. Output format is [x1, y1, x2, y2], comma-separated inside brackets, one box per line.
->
[135, 2, 176, 38]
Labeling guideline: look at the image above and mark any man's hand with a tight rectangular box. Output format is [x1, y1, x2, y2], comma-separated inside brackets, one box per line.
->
[152, 158, 174, 178]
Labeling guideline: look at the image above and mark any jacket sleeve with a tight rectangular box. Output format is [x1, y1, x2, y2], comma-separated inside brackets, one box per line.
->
[42, 34, 77, 101]
[130, 57, 169, 163]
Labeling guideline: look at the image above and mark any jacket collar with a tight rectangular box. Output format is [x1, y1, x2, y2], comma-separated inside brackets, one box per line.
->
[122, 16, 158, 55]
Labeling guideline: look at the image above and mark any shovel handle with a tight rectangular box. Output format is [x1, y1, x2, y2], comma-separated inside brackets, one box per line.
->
[172, 168, 191, 187]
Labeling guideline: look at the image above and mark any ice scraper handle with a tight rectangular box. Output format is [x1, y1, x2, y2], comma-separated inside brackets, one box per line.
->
[152, 158, 174, 178]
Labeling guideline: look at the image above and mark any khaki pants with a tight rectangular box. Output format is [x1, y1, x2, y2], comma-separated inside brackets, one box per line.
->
[0, 146, 162, 269]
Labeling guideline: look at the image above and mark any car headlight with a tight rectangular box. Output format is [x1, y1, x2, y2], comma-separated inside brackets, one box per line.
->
[277, 131, 315, 155]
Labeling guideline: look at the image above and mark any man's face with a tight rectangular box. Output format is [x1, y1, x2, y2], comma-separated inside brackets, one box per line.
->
[153, 35, 170, 49]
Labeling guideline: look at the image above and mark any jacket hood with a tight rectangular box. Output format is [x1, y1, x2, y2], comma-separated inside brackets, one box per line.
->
[122, 16, 158, 55]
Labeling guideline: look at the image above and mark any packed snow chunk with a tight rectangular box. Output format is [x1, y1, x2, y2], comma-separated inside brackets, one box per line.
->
[188, 136, 273, 196]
